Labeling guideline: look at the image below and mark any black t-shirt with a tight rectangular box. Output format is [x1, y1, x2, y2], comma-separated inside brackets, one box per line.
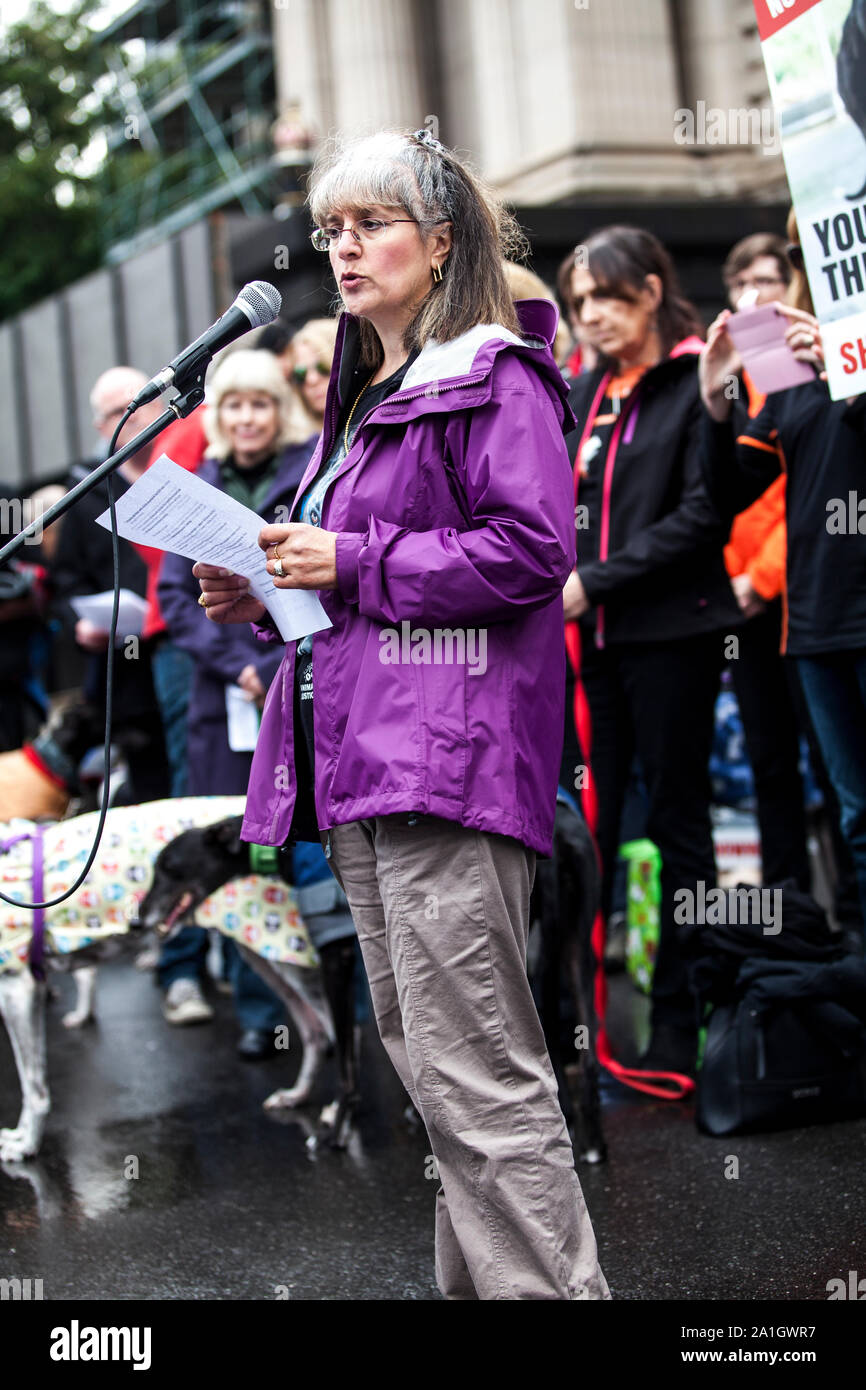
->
[294, 351, 419, 790]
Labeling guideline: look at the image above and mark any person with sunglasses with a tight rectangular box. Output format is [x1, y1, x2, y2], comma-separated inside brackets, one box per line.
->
[191, 127, 609, 1301]
[287, 318, 339, 433]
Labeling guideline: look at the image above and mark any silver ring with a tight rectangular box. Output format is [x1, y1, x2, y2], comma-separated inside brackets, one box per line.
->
[273, 557, 284, 578]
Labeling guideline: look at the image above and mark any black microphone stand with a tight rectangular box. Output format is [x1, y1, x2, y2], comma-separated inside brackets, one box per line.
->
[0, 380, 205, 565]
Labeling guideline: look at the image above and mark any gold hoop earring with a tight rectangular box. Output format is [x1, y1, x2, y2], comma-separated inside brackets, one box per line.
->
[432, 262, 444, 283]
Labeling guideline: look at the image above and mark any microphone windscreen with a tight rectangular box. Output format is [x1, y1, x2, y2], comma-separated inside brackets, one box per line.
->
[239, 281, 282, 327]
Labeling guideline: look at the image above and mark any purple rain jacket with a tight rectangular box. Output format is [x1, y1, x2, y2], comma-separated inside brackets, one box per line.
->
[241, 298, 577, 855]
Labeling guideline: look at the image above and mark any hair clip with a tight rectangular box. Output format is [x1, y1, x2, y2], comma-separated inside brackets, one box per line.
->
[412, 127, 445, 153]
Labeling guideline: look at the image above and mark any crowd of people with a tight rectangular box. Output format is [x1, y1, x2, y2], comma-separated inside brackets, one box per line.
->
[0, 125, 863, 1298]
[0, 313, 339, 1057]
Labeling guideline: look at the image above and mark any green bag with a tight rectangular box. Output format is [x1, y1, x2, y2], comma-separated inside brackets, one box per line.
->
[618, 838, 661, 995]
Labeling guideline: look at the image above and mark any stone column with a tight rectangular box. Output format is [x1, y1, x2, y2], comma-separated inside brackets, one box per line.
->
[328, 0, 427, 135]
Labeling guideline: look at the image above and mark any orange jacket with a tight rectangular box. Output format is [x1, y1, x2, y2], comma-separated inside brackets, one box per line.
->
[723, 373, 786, 601]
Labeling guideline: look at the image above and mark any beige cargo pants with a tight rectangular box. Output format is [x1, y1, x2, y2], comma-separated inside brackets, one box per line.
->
[325, 811, 611, 1301]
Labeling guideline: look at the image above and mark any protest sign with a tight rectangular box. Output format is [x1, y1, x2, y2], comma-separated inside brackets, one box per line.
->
[753, 0, 866, 398]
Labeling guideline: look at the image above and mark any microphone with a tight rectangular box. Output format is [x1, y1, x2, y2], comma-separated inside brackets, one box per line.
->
[130, 281, 283, 408]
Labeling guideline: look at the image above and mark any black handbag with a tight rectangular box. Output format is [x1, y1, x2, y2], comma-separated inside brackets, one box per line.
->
[696, 993, 866, 1136]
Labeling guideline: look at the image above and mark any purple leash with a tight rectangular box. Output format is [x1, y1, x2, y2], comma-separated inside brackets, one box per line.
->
[0, 826, 46, 982]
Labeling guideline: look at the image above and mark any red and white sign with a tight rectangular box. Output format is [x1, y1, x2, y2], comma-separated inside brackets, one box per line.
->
[754, 0, 823, 42]
[753, 0, 866, 399]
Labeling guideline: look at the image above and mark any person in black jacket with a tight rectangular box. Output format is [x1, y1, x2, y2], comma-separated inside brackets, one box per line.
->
[699, 299, 866, 945]
[563, 225, 740, 1076]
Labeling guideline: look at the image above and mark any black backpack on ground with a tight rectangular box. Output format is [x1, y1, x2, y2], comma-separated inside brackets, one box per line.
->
[688, 884, 866, 1136]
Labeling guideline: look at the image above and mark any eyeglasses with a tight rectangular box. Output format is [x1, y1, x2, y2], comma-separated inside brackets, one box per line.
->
[310, 217, 418, 251]
[727, 275, 786, 293]
[292, 361, 330, 384]
[785, 242, 804, 272]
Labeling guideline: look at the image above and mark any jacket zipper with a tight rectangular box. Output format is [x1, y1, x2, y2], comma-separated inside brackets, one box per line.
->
[595, 397, 642, 649]
[573, 373, 612, 648]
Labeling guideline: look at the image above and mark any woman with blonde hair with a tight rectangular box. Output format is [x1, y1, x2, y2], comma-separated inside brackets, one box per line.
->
[194, 127, 610, 1300]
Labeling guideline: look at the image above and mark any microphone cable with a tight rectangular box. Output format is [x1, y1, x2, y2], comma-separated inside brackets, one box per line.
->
[0, 405, 137, 912]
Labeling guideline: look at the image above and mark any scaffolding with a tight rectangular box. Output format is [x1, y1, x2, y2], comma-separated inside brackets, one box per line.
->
[97, 0, 304, 263]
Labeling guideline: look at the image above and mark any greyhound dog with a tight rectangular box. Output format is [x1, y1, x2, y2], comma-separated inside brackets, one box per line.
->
[0, 798, 340, 1162]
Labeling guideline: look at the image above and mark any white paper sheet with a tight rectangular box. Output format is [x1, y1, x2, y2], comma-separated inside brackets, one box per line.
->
[225, 684, 261, 752]
[70, 588, 148, 640]
[94, 455, 332, 643]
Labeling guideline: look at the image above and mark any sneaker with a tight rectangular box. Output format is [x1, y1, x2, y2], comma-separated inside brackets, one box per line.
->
[134, 945, 160, 971]
[163, 978, 214, 1025]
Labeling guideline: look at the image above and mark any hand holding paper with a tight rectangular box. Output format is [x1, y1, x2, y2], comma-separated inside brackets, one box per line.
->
[95, 456, 332, 643]
[70, 589, 148, 641]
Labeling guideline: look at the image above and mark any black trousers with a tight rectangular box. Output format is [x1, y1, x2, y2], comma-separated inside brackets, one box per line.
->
[730, 602, 809, 890]
[581, 632, 724, 1032]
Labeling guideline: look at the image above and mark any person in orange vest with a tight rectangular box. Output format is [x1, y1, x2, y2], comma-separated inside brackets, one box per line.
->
[717, 225, 863, 935]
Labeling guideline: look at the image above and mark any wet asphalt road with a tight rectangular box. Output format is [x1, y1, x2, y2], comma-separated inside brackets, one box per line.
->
[1, 956, 864, 1302]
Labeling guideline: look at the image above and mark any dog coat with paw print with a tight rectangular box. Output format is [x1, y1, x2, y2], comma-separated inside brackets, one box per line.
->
[0, 797, 318, 974]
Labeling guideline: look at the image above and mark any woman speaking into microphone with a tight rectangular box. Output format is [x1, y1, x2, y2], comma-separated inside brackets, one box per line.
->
[194, 128, 609, 1301]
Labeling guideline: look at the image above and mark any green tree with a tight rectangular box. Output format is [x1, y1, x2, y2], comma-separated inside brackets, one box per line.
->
[0, 0, 108, 321]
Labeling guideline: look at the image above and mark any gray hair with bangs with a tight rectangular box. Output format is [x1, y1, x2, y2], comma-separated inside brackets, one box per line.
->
[308, 129, 528, 368]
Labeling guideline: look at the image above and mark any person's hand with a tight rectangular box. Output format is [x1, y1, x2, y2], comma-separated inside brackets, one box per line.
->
[75, 618, 110, 652]
[259, 523, 338, 590]
[699, 310, 741, 421]
[731, 572, 766, 619]
[774, 302, 825, 374]
[562, 570, 590, 621]
[237, 663, 266, 704]
[193, 562, 266, 624]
